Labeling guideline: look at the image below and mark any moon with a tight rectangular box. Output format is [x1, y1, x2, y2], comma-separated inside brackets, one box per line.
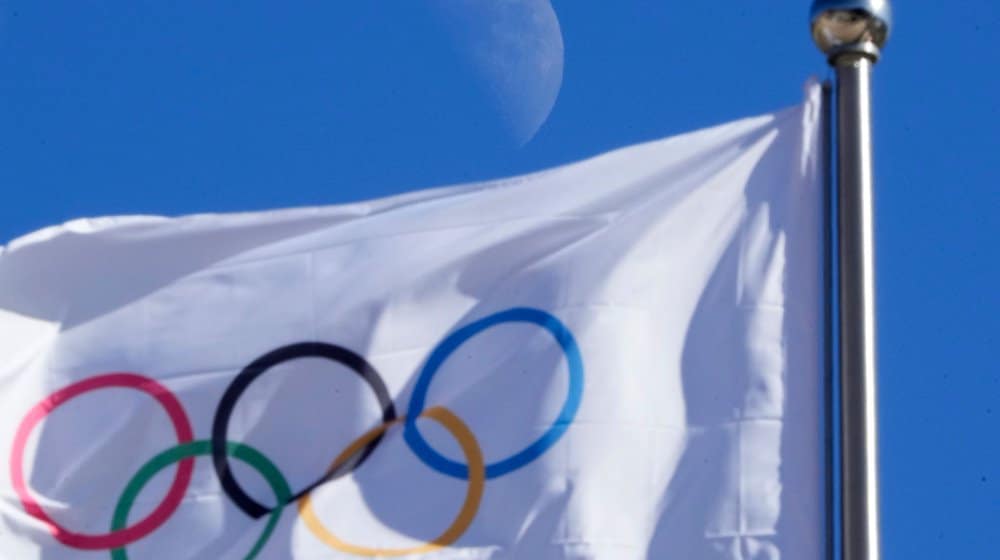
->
[430, 0, 565, 146]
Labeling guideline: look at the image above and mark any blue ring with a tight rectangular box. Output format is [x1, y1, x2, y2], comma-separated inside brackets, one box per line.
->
[403, 307, 584, 480]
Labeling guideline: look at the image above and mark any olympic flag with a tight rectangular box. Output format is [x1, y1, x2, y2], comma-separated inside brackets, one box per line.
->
[0, 82, 825, 559]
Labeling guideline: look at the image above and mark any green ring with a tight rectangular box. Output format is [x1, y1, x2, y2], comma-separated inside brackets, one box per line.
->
[109, 440, 292, 560]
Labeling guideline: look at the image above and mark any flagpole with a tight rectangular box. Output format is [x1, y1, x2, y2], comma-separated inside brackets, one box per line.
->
[810, 2, 892, 560]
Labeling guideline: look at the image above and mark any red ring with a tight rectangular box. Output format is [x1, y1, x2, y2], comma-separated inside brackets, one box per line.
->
[9, 373, 194, 550]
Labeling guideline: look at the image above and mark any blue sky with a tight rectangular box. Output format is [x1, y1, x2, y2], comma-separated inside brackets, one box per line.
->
[1, 2, 996, 557]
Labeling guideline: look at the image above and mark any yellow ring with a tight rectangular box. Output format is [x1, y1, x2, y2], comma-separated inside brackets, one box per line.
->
[298, 406, 485, 556]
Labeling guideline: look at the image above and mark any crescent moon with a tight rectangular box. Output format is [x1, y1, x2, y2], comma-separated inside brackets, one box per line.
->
[431, 0, 565, 146]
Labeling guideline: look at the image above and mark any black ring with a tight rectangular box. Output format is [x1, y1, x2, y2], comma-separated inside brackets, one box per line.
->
[211, 342, 396, 519]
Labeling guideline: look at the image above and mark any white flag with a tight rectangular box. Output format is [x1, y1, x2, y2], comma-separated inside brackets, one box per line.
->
[0, 82, 825, 560]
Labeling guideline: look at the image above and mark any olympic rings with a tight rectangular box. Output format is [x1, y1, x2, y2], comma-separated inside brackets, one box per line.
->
[9, 373, 195, 551]
[110, 440, 292, 560]
[298, 406, 485, 556]
[211, 342, 397, 519]
[9, 307, 583, 556]
[404, 307, 584, 479]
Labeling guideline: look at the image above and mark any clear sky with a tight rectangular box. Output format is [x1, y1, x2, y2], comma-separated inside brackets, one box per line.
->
[1, 2, 996, 557]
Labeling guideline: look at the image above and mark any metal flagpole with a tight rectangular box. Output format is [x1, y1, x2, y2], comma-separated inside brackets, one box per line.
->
[809, 2, 892, 560]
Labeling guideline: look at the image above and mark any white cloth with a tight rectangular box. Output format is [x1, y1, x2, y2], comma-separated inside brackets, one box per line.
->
[0, 82, 825, 559]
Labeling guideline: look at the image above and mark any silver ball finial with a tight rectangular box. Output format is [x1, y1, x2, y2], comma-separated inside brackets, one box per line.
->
[811, 0, 892, 61]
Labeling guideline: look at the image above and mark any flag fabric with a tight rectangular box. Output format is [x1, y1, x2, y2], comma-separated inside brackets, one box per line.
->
[0, 82, 825, 560]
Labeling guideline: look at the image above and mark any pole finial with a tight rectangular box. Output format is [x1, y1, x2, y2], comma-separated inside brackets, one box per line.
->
[810, 0, 892, 63]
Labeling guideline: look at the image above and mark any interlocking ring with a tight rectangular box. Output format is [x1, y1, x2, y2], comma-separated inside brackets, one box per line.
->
[210, 342, 397, 519]
[404, 307, 584, 479]
[109, 440, 291, 560]
[9, 307, 583, 557]
[298, 406, 485, 556]
[9, 373, 195, 550]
